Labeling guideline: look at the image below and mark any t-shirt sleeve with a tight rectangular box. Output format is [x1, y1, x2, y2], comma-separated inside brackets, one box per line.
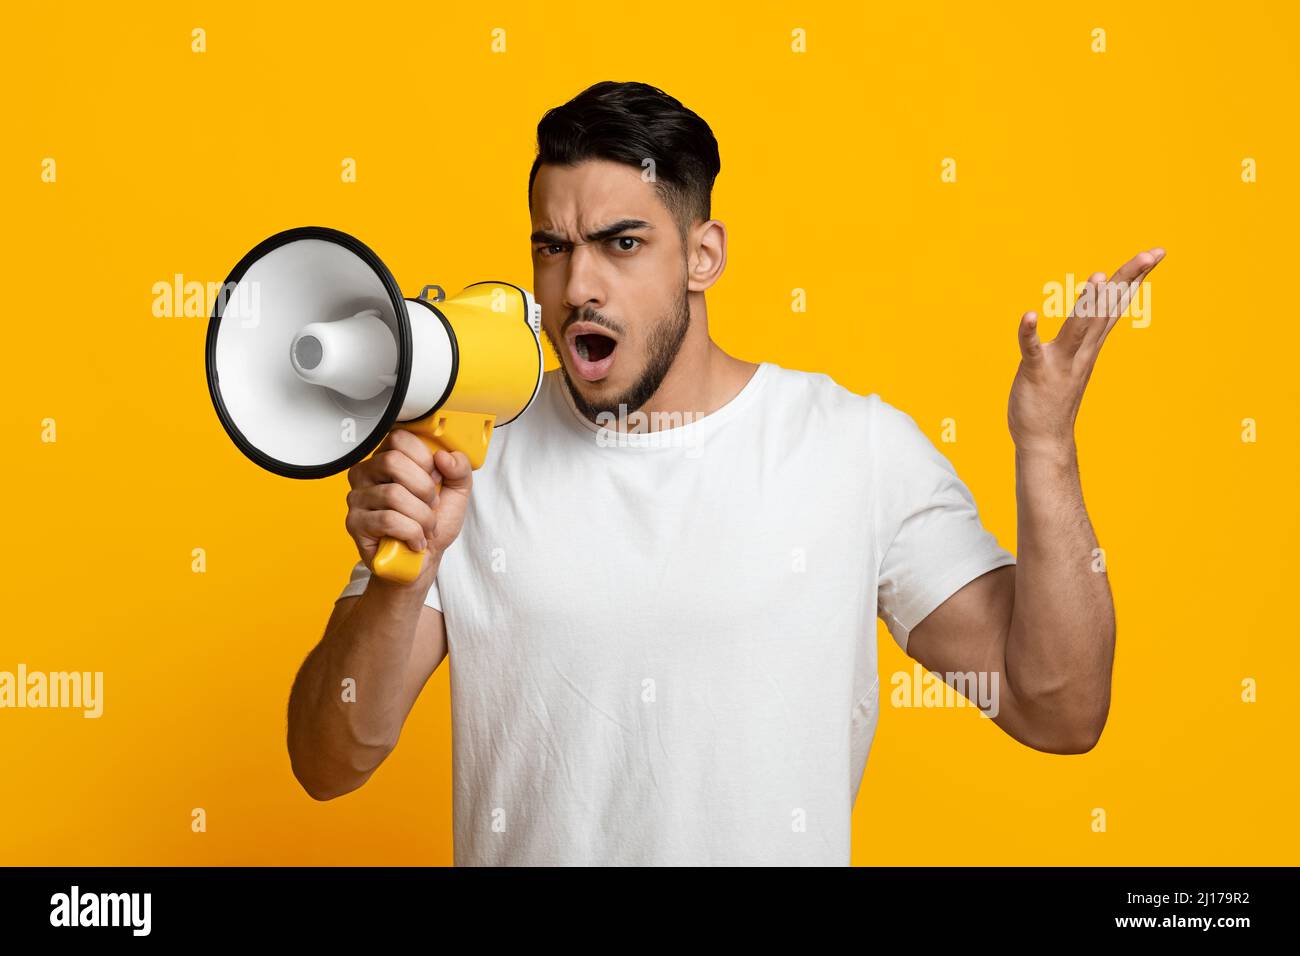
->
[335, 558, 443, 612]
[870, 394, 1015, 655]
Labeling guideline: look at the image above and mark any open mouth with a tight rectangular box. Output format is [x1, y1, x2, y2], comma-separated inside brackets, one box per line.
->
[564, 323, 619, 382]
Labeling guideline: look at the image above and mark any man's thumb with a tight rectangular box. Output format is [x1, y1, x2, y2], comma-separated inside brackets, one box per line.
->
[435, 450, 473, 491]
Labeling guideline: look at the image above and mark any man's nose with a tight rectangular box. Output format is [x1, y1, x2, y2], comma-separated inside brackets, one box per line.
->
[562, 244, 605, 313]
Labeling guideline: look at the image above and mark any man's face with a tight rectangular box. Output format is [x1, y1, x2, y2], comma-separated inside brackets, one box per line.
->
[530, 159, 691, 419]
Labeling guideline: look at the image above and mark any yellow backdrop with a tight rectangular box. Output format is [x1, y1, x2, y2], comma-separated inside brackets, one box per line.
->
[2, 1, 1295, 865]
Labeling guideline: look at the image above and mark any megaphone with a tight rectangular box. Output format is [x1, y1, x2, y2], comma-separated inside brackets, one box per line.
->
[205, 226, 543, 583]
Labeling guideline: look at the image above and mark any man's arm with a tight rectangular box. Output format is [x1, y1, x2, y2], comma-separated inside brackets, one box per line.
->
[906, 247, 1165, 755]
[286, 429, 473, 800]
[906, 445, 1112, 754]
[287, 583, 447, 801]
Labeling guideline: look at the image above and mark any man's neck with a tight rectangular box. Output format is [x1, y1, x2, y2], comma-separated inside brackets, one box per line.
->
[602, 337, 760, 434]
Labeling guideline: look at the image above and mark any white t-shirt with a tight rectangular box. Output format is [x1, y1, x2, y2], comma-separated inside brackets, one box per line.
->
[337, 361, 1015, 865]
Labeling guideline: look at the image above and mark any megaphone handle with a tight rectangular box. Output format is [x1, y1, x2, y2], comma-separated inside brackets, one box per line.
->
[371, 410, 496, 584]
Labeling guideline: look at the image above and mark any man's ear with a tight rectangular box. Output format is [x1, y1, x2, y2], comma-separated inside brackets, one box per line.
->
[687, 219, 727, 293]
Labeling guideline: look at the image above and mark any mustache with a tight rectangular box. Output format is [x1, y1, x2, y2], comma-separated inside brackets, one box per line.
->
[561, 308, 624, 338]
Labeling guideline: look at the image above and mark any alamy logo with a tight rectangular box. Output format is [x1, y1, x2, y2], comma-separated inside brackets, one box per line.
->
[890, 663, 1000, 718]
[0, 664, 103, 717]
[593, 404, 704, 457]
[152, 273, 261, 325]
[49, 885, 151, 936]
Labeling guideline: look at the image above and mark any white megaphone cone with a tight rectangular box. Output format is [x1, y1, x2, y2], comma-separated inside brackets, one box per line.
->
[289, 309, 399, 400]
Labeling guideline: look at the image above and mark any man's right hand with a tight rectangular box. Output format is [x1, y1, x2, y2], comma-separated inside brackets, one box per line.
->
[343, 429, 474, 586]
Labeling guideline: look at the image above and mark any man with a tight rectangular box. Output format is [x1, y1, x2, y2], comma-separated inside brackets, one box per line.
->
[286, 80, 1163, 865]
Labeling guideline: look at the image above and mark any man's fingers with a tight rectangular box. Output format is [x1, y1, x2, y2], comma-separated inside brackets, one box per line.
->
[347, 506, 429, 555]
[1018, 311, 1043, 363]
[383, 429, 436, 472]
[348, 483, 438, 540]
[1093, 247, 1165, 349]
[1108, 247, 1164, 289]
[348, 447, 439, 501]
[1094, 248, 1164, 326]
[1076, 271, 1116, 353]
[1067, 271, 1107, 320]
[1056, 272, 1105, 354]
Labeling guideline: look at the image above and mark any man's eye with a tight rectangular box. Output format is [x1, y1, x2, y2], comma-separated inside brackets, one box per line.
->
[538, 244, 565, 257]
[610, 236, 642, 252]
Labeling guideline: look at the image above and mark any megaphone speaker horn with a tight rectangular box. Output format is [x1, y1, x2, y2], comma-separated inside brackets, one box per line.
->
[206, 225, 543, 584]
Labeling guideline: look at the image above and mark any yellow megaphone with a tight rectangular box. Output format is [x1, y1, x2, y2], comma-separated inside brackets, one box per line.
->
[205, 226, 543, 583]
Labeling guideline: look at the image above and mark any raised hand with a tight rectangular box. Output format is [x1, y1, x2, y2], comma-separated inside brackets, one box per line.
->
[1009, 247, 1165, 455]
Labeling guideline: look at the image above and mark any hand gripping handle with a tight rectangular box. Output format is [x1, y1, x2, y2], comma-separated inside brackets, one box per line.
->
[371, 409, 495, 583]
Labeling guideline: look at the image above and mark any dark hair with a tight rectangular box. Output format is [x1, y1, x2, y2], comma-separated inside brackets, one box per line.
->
[527, 81, 721, 243]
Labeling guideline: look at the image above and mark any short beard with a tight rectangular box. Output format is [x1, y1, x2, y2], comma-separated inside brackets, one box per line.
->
[552, 283, 691, 424]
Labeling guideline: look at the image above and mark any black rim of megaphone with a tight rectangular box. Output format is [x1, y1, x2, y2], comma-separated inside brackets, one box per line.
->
[205, 226, 413, 480]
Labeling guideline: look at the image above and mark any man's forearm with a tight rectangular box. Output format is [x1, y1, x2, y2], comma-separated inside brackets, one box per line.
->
[1005, 442, 1115, 752]
[287, 573, 433, 799]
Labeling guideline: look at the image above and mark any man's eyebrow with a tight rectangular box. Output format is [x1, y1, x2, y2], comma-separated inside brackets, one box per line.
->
[530, 218, 654, 244]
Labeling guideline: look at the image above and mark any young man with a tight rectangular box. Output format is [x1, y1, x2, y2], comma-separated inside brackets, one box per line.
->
[287, 80, 1162, 865]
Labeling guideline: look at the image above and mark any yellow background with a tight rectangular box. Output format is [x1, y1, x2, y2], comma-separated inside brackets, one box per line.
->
[1, 1, 1295, 865]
